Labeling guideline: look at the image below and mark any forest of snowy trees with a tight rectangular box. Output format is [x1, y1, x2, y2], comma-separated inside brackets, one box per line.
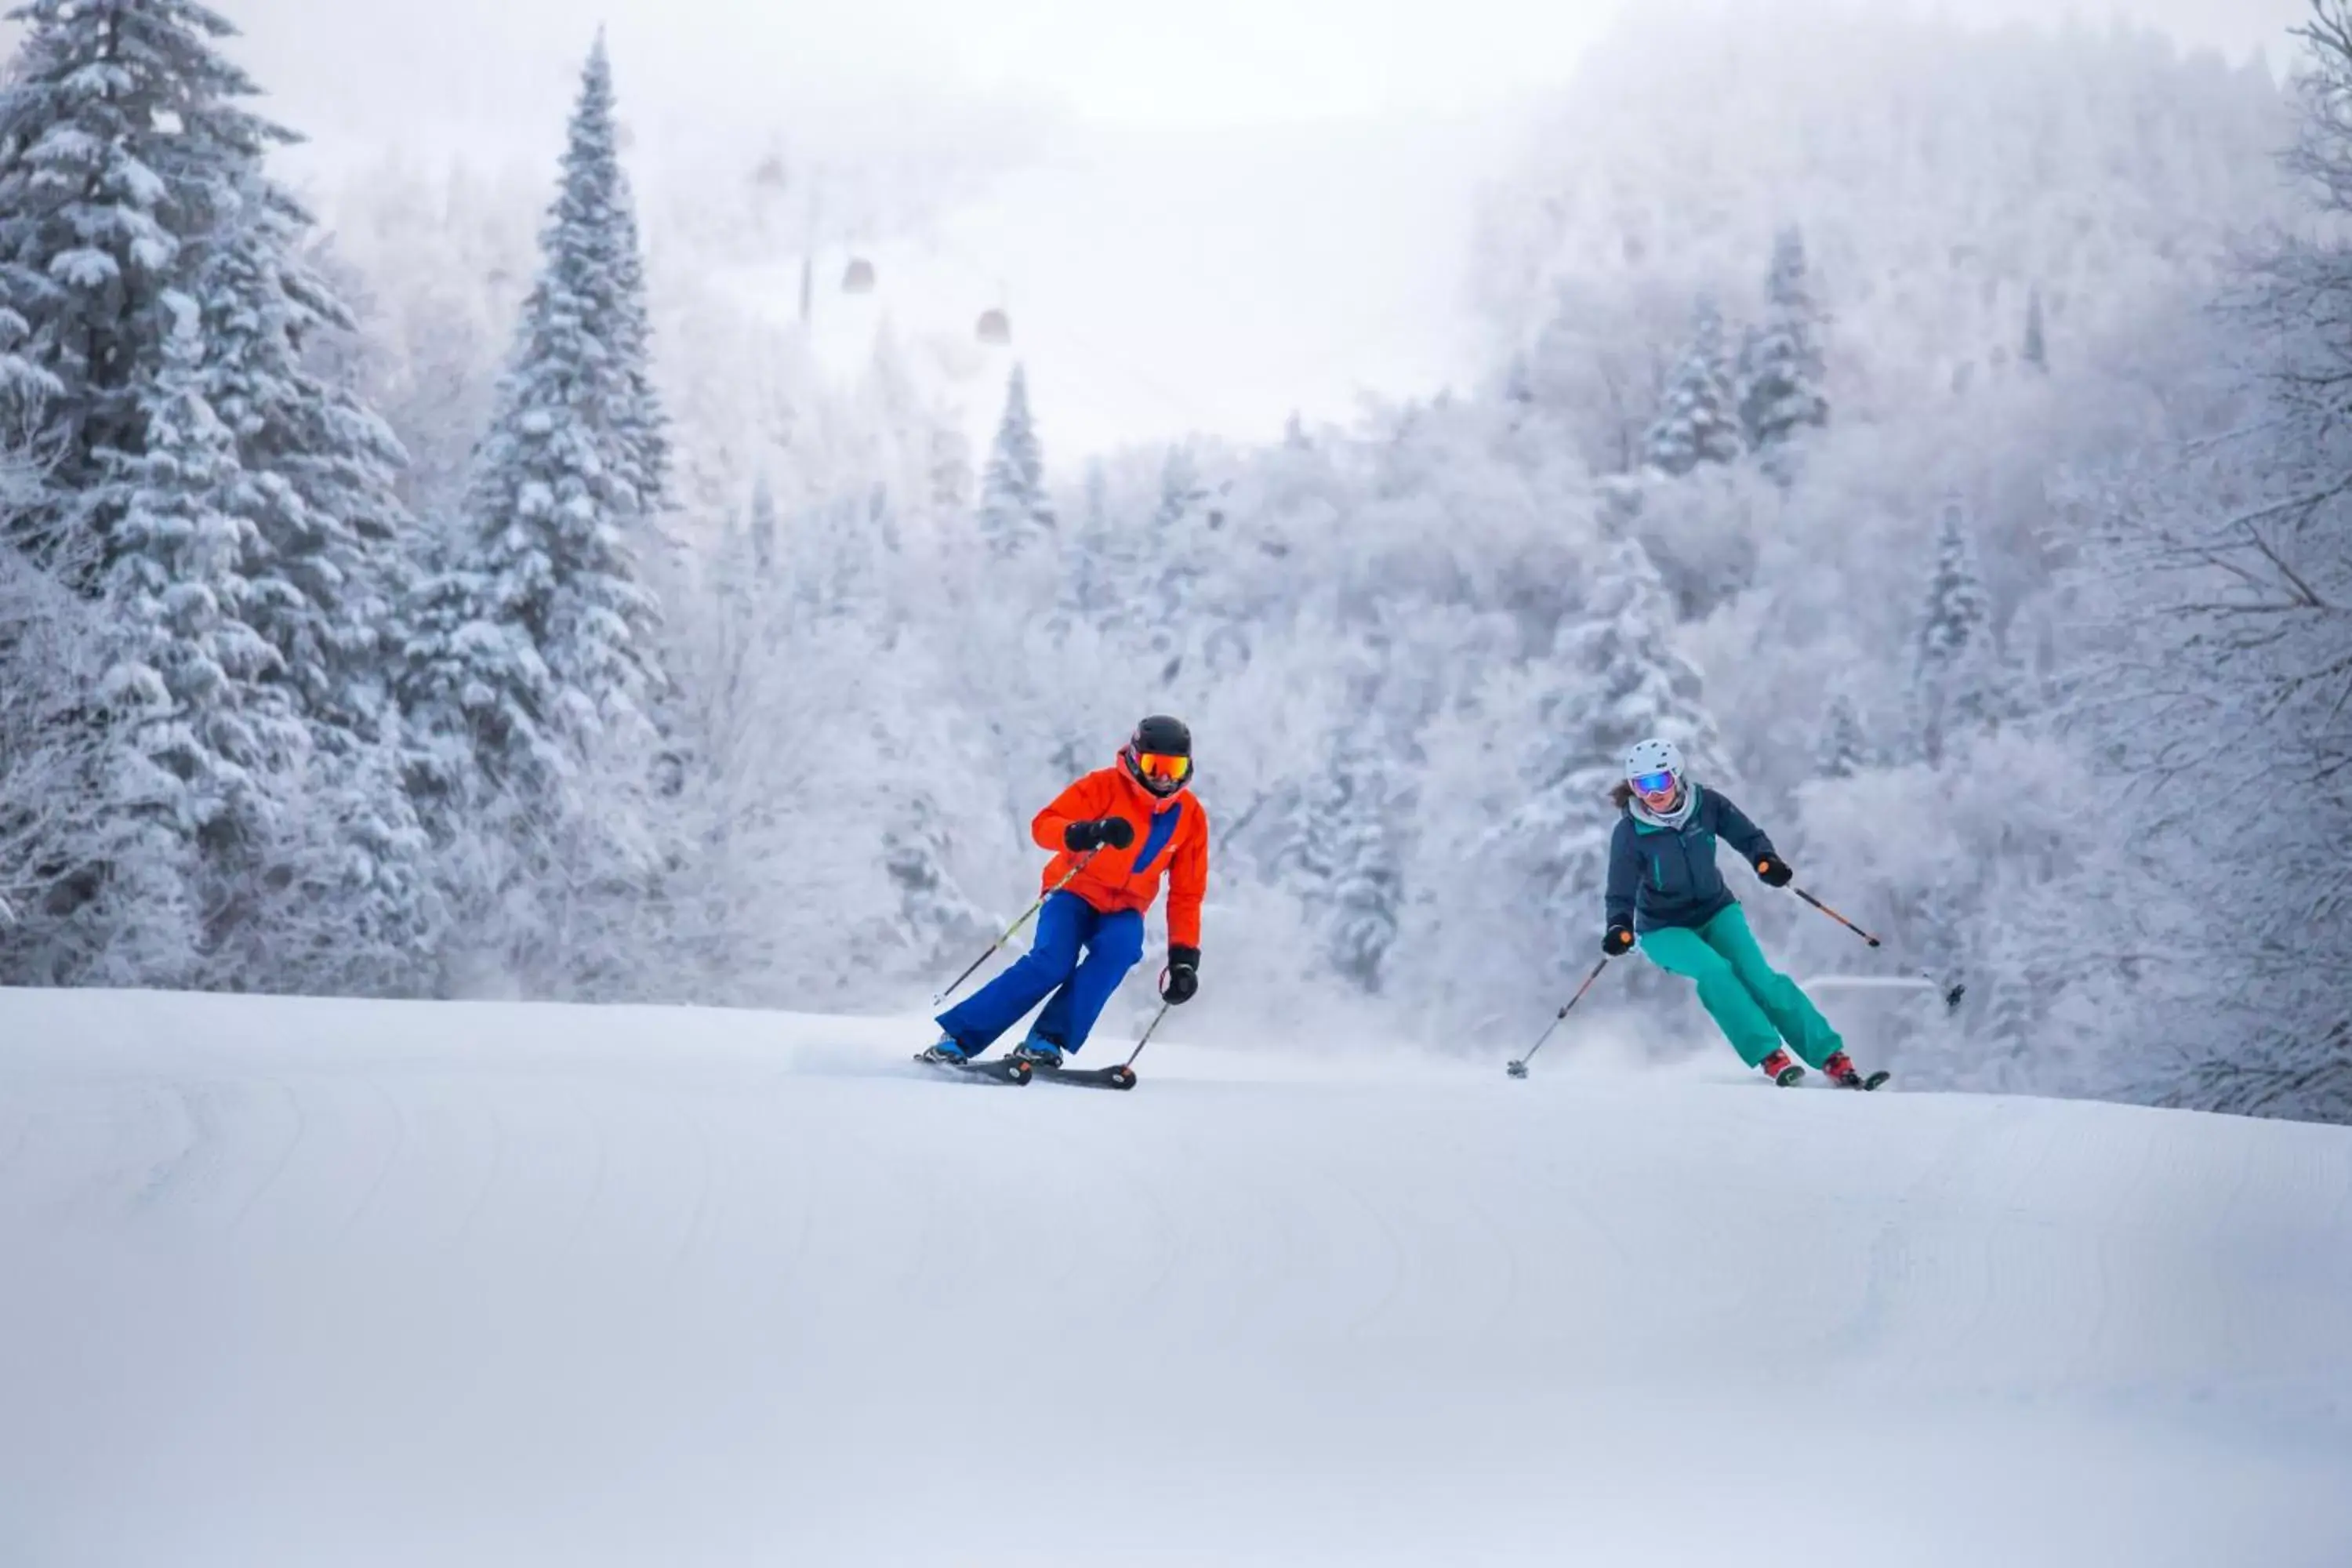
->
[0, 2, 2345, 1122]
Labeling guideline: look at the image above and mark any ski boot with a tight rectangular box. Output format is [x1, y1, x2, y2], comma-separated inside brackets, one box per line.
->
[1760, 1047, 1806, 1087]
[1821, 1051, 1890, 1091]
[1011, 1039, 1065, 1069]
[918, 1038, 971, 1065]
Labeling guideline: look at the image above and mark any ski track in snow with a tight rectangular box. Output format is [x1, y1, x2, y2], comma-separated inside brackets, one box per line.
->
[2, 988, 2350, 1567]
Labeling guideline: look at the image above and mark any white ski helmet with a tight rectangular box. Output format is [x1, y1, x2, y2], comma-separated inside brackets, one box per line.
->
[1623, 737, 1685, 786]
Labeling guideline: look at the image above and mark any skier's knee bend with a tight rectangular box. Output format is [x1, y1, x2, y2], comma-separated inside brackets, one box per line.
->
[1010, 942, 1083, 985]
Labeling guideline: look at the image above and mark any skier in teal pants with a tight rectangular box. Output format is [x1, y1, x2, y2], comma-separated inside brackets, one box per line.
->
[1602, 738, 1878, 1088]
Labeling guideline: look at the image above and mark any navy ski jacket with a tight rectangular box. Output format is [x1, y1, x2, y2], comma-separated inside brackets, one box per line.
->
[1604, 786, 1777, 934]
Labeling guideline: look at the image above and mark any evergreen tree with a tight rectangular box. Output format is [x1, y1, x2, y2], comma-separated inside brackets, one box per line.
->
[1912, 495, 1995, 766]
[1816, 690, 1873, 780]
[89, 298, 299, 968]
[0, 0, 443, 991]
[748, 472, 780, 579]
[2024, 285, 2049, 372]
[401, 35, 670, 799]
[1144, 443, 1213, 678]
[1052, 457, 1116, 640]
[1737, 227, 1830, 463]
[196, 173, 412, 741]
[1642, 299, 1744, 477]
[0, 0, 276, 573]
[1310, 717, 1406, 993]
[977, 364, 1053, 557]
[1504, 532, 1728, 943]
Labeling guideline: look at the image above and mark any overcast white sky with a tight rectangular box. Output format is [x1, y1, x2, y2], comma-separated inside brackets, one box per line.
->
[220, 0, 2302, 136]
[59, 0, 2316, 456]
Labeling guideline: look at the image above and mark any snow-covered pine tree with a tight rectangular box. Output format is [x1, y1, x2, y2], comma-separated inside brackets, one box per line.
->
[1503, 532, 1728, 949]
[1815, 690, 1873, 779]
[1312, 716, 1406, 993]
[190, 162, 445, 990]
[196, 172, 412, 741]
[2024, 285, 2049, 372]
[977, 364, 1053, 557]
[1050, 458, 1114, 642]
[1737, 227, 1830, 465]
[85, 296, 299, 977]
[0, 0, 278, 575]
[1912, 495, 1994, 766]
[394, 36, 671, 993]
[403, 34, 668, 794]
[748, 472, 780, 579]
[1144, 443, 1214, 680]
[1642, 298, 1744, 478]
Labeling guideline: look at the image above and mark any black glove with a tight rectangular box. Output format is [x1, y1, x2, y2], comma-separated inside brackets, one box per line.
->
[1161, 946, 1200, 1004]
[1062, 816, 1136, 853]
[1754, 856, 1794, 888]
[1603, 924, 1636, 957]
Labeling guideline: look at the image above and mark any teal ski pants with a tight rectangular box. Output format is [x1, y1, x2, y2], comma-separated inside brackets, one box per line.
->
[1639, 905, 1845, 1069]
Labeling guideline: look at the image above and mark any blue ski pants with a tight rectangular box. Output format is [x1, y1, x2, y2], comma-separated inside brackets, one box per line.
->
[935, 891, 1145, 1056]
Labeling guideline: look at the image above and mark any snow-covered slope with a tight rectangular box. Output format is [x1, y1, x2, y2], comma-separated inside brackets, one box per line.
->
[3, 988, 2348, 1567]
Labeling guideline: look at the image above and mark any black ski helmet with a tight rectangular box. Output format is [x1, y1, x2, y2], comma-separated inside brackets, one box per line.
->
[1121, 714, 1194, 797]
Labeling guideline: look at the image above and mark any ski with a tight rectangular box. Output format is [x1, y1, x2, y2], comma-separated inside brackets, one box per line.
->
[1829, 1069, 1892, 1091]
[915, 1052, 1033, 1085]
[1029, 1061, 1138, 1091]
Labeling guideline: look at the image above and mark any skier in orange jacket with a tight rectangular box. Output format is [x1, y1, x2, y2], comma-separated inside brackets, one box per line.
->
[924, 716, 1207, 1067]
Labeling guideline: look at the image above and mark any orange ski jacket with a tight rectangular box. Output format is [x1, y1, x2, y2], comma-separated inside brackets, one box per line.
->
[1032, 765, 1210, 951]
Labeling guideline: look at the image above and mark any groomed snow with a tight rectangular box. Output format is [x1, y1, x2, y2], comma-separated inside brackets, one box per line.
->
[3, 987, 2349, 1566]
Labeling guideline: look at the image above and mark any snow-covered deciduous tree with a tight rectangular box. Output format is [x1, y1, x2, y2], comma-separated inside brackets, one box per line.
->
[2060, 2, 2352, 1122]
[1642, 299, 1744, 477]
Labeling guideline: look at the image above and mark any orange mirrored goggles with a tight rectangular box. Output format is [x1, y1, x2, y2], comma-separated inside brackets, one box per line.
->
[1134, 751, 1192, 784]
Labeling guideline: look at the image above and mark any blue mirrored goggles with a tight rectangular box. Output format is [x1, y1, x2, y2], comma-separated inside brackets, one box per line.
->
[1631, 769, 1679, 796]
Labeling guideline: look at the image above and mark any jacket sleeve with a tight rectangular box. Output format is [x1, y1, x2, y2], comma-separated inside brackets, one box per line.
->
[1166, 801, 1210, 952]
[1031, 775, 1105, 854]
[1604, 817, 1640, 930]
[1709, 790, 1779, 867]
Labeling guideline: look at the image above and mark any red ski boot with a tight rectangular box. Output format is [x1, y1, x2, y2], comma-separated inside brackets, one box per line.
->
[1760, 1047, 1806, 1087]
[1822, 1051, 1891, 1091]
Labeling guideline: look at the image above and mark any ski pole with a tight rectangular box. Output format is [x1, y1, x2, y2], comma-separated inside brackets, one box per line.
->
[1789, 885, 1965, 1011]
[1507, 957, 1611, 1079]
[933, 854, 1096, 1006]
[1123, 1002, 1171, 1071]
